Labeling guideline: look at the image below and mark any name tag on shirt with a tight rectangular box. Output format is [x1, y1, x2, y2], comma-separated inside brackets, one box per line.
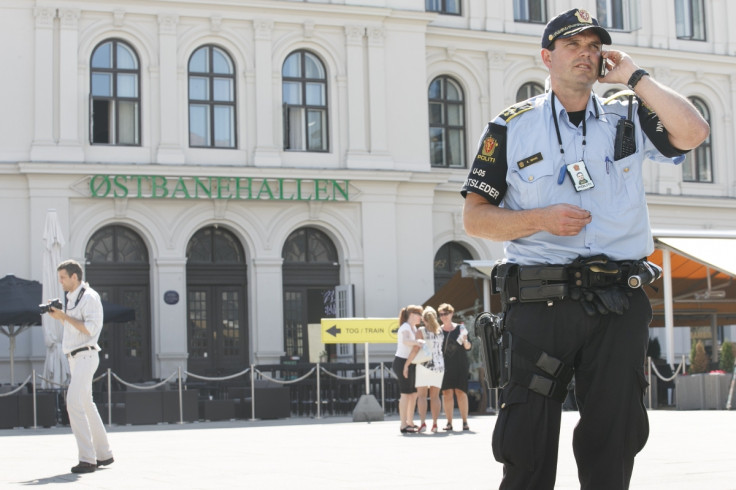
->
[566, 161, 595, 192]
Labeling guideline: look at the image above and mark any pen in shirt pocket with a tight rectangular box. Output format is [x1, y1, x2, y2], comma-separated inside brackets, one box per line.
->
[605, 156, 612, 174]
[557, 165, 566, 185]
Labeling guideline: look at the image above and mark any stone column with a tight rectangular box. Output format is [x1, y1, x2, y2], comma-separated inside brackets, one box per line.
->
[345, 24, 369, 165]
[251, 257, 285, 363]
[29, 7, 56, 161]
[57, 8, 83, 160]
[155, 14, 185, 164]
[153, 258, 189, 378]
[367, 26, 389, 157]
[253, 19, 280, 165]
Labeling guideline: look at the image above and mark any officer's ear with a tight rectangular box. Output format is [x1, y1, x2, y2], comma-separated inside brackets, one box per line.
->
[540, 48, 553, 69]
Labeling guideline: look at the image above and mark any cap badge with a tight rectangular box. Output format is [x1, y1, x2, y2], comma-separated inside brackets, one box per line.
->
[575, 9, 592, 24]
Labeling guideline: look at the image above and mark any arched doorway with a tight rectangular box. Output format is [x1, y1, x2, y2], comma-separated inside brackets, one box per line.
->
[186, 226, 248, 376]
[434, 241, 472, 292]
[282, 227, 339, 361]
[85, 225, 151, 381]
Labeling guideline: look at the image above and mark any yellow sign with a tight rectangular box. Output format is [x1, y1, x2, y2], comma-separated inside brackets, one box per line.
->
[320, 318, 399, 344]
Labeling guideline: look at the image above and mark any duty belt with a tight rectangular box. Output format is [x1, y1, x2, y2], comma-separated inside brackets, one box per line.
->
[493, 257, 643, 305]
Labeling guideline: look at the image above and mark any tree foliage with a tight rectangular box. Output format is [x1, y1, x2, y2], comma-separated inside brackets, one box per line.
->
[690, 340, 710, 374]
[719, 341, 735, 372]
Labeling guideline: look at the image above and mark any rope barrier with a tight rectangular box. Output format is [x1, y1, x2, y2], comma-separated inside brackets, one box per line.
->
[183, 367, 251, 382]
[318, 365, 384, 381]
[255, 367, 316, 385]
[111, 371, 178, 390]
[0, 375, 32, 397]
[34, 373, 68, 389]
[650, 361, 685, 383]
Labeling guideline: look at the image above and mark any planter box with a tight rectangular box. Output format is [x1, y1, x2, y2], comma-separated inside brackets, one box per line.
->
[675, 374, 731, 410]
[162, 390, 198, 423]
[198, 399, 235, 421]
[0, 395, 19, 429]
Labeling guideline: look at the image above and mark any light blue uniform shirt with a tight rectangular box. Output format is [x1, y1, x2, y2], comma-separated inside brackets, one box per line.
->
[495, 91, 683, 265]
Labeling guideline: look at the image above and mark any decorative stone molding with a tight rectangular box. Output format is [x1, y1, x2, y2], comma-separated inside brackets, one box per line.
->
[254, 19, 273, 40]
[210, 15, 222, 33]
[34, 6, 55, 28]
[303, 20, 315, 38]
[367, 26, 385, 46]
[113, 9, 125, 28]
[487, 50, 506, 68]
[158, 14, 178, 35]
[345, 24, 364, 44]
[59, 8, 80, 29]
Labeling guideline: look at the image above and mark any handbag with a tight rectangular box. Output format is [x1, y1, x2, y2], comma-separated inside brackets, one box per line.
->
[411, 331, 432, 364]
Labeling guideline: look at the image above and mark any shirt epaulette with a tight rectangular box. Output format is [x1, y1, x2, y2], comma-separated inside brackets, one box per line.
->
[602, 89, 635, 105]
[498, 100, 535, 123]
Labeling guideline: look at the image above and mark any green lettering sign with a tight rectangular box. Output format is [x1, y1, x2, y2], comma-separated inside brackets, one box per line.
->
[88, 175, 350, 202]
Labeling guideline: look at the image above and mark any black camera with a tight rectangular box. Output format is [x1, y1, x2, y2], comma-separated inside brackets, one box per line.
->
[39, 298, 63, 314]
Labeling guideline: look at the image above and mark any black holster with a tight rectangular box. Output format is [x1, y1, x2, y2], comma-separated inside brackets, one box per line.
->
[475, 311, 508, 389]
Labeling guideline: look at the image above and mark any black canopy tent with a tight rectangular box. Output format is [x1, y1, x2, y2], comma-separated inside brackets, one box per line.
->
[0, 274, 135, 384]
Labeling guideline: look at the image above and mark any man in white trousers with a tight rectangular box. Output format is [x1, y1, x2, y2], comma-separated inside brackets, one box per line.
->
[48, 259, 114, 474]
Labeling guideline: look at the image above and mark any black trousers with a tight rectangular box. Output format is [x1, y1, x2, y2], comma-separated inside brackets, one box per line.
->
[492, 288, 651, 490]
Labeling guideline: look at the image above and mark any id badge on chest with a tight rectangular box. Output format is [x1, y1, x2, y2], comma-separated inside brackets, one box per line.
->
[566, 160, 594, 192]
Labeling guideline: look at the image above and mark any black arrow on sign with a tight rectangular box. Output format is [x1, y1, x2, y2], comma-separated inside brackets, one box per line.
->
[326, 325, 342, 337]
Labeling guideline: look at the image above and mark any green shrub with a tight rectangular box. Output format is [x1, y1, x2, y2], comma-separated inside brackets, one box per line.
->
[690, 340, 710, 374]
[719, 341, 735, 372]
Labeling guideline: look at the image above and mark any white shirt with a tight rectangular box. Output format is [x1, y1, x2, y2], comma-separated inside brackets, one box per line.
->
[61, 282, 104, 355]
[394, 322, 416, 359]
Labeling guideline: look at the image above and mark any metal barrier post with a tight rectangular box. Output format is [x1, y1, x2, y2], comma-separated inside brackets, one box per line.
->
[647, 357, 653, 410]
[107, 368, 112, 426]
[682, 354, 687, 375]
[316, 363, 321, 419]
[250, 364, 256, 421]
[380, 362, 385, 411]
[32, 369, 37, 429]
[364, 343, 370, 395]
[178, 366, 184, 424]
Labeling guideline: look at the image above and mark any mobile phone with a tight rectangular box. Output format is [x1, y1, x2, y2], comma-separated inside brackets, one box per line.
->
[598, 55, 607, 77]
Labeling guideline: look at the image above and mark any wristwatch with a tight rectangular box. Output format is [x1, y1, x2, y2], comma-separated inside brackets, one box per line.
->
[627, 69, 649, 90]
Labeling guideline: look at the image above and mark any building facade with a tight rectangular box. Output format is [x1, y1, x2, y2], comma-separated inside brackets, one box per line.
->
[2, 0, 735, 383]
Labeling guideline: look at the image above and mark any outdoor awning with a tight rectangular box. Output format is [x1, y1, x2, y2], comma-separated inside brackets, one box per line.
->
[425, 235, 736, 327]
[648, 236, 736, 327]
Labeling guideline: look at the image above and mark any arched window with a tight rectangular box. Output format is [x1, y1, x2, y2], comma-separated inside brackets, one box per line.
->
[682, 97, 712, 183]
[188, 45, 237, 148]
[187, 226, 244, 263]
[434, 242, 472, 292]
[516, 82, 544, 102]
[429, 76, 466, 168]
[283, 228, 338, 263]
[90, 39, 140, 145]
[282, 50, 328, 152]
[86, 225, 148, 264]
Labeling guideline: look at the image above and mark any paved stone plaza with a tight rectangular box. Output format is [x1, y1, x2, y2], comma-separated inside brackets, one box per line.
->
[1, 410, 734, 489]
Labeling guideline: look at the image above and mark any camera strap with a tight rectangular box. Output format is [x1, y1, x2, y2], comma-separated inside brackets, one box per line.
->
[64, 287, 86, 312]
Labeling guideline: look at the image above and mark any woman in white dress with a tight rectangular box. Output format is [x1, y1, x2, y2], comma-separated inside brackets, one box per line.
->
[404, 306, 445, 432]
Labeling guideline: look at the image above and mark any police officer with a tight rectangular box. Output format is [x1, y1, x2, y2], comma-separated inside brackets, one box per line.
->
[462, 8, 708, 490]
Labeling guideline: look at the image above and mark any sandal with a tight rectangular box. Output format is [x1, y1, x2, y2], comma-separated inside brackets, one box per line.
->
[443, 423, 453, 431]
[431, 423, 438, 433]
[462, 423, 470, 431]
[400, 426, 418, 434]
[418, 423, 427, 433]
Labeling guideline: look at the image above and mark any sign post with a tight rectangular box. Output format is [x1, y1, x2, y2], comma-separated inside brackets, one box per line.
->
[320, 318, 398, 422]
